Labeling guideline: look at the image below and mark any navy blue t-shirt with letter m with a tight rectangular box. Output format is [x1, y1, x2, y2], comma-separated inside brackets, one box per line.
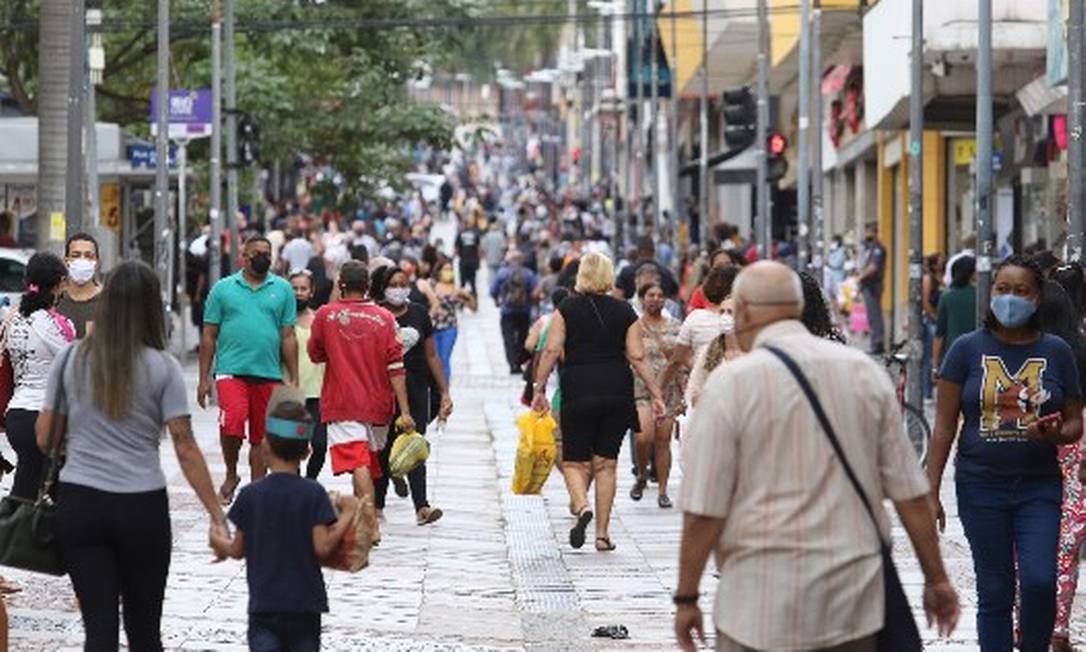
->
[940, 329, 1082, 483]
[228, 473, 337, 614]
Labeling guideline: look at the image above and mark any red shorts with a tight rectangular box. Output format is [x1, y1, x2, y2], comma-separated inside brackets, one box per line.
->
[216, 377, 277, 445]
[327, 422, 384, 480]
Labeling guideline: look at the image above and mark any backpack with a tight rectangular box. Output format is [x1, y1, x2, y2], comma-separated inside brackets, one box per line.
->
[502, 268, 530, 310]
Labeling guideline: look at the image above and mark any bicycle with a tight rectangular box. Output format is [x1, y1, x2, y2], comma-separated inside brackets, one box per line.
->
[884, 340, 932, 467]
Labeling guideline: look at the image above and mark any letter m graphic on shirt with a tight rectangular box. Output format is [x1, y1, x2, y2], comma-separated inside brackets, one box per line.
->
[979, 356, 1047, 433]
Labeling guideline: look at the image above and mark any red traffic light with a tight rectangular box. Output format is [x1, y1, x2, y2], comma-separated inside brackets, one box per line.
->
[768, 132, 788, 156]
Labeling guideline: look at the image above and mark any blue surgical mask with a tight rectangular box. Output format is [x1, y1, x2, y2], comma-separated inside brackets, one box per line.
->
[990, 294, 1036, 329]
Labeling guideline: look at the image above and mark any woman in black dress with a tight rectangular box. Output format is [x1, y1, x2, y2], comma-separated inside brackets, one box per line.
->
[370, 265, 451, 526]
[532, 252, 666, 552]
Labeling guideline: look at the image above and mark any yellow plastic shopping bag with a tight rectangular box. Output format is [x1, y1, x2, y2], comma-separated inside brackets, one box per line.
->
[389, 430, 430, 478]
[512, 410, 557, 495]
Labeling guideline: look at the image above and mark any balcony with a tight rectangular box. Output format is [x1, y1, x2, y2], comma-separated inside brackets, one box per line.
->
[864, 0, 1048, 130]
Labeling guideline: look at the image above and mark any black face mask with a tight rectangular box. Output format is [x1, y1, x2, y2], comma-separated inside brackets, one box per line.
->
[249, 253, 272, 276]
[296, 298, 309, 313]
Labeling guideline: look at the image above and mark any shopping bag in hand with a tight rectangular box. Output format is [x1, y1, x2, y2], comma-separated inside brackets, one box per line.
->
[512, 410, 557, 495]
[389, 430, 430, 478]
[321, 491, 374, 573]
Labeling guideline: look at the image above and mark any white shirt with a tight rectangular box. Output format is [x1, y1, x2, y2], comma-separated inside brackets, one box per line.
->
[7, 310, 73, 412]
[680, 320, 929, 650]
[678, 308, 724, 353]
[280, 238, 314, 273]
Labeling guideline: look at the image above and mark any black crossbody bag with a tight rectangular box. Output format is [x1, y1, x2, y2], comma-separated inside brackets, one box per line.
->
[0, 346, 73, 576]
[765, 345, 921, 652]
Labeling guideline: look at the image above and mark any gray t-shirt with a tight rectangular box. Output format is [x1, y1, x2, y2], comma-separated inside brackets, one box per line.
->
[45, 344, 190, 493]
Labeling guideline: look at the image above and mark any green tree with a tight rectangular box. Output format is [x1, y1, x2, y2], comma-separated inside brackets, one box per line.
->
[3, 0, 464, 204]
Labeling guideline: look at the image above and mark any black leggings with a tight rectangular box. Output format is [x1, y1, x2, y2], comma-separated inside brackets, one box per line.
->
[6, 409, 44, 501]
[304, 399, 328, 480]
[56, 483, 172, 652]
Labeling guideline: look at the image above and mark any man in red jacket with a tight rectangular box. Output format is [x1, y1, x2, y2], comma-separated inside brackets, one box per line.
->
[308, 261, 414, 540]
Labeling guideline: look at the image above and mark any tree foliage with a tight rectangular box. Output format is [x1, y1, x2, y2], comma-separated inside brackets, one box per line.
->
[1, 0, 467, 197]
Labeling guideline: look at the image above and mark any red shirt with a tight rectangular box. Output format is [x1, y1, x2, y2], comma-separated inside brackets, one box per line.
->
[687, 286, 709, 314]
[308, 299, 405, 424]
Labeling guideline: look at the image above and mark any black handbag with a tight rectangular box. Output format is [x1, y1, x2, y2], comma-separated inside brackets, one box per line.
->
[0, 347, 73, 576]
[765, 345, 922, 652]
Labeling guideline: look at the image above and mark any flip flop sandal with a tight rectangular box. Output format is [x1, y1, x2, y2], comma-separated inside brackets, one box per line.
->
[591, 625, 629, 639]
[416, 507, 444, 526]
[0, 578, 21, 595]
[218, 477, 240, 506]
[630, 478, 647, 501]
[595, 537, 616, 552]
[569, 509, 593, 549]
[658, 495, 673, 509]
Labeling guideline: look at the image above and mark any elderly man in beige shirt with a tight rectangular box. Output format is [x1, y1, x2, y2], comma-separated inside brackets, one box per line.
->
[675, 261, 960, 652]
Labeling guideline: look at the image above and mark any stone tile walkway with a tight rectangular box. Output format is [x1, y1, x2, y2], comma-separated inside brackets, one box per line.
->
[4, 290, 1086, 649]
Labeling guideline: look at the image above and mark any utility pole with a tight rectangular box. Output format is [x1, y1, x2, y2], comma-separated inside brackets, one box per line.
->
[797, 0, 811, 269]
[811, 1, 824, 278]
[670, 0, 680, 256]
[756, 0, 770, 258]
[209, 0, 224, 286]
[1070, 0, 1085, 262]
[649, 0, 660, 233]
[86, 3, 102, 253]
[907, 0, 924, 409]
[634, 0, 645, 234]
[153, 0, 169, 297]
[976, 0, 993, 323]
[177, 140, 188, 353]
[225, 0, 240, 271]
[66, 0, 86, 239]
[698, 0, 709, 249]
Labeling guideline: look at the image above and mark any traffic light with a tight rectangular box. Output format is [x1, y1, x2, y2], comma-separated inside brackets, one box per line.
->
[722, 87, 756, 150]
[767, 131, 788, 182]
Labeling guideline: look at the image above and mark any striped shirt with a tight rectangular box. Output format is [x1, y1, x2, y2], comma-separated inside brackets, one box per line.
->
[680, 320, 929, 650]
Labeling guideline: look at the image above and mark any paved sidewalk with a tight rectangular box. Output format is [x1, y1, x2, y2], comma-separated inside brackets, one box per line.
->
[4, 291, 1086, 649]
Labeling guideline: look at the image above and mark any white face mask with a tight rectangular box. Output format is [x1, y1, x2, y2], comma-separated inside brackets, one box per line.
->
[67, 258, 96, 285]
[720, 312, 735, 335]
[385, 287, 411, 306]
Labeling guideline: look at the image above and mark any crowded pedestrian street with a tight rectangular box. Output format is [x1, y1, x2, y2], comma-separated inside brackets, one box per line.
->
[0, 284, 1071, 651]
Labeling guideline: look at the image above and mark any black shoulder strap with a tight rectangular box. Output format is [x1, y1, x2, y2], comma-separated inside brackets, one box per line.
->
[763, 345, 887, 548]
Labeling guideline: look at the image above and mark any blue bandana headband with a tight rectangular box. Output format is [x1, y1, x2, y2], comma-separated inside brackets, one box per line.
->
[266, 416, 314, 441]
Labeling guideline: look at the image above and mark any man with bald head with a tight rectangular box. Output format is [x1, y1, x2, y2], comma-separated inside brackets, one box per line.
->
[674, 261, 960, 651]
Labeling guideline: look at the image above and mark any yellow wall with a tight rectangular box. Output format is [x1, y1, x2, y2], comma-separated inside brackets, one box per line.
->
[877, 130, 949, 317]
[658, 0, 702, 97]
[922, 132, 947, 256]
[770, 0, 864, 67]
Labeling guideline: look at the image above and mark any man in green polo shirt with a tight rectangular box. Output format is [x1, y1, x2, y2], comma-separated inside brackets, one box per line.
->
[198, 236, 299, 504]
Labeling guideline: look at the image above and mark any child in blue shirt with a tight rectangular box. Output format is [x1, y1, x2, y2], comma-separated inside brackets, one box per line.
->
[211, 397, 356, 652]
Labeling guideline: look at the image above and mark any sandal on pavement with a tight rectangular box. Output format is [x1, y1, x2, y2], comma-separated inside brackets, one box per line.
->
[658, 494, 673, 509]
[416, 507, 443, 526]
[218, 476, 240, 506]
[570, 508, 593, 549]
[393, 477, 409, 498]
[0, 577, 21, 595]
[630, 477, 647, 501]
[595, 537, 616, 552]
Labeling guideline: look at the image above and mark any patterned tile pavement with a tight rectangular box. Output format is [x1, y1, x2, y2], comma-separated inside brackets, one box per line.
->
[4, 288, 1086, 649]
